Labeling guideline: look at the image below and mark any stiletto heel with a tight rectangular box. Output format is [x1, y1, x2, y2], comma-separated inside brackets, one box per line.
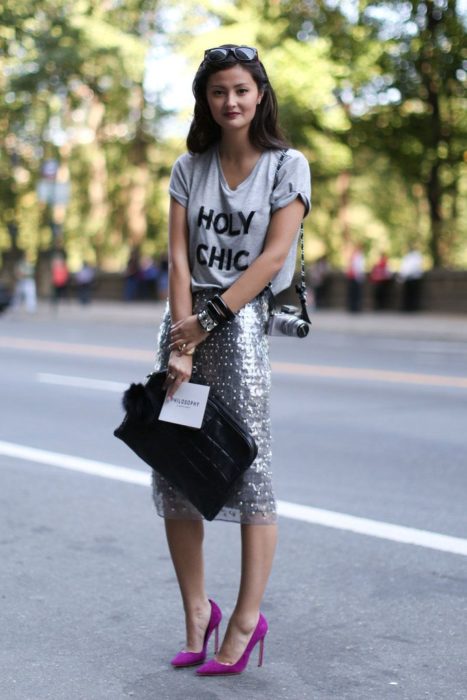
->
[170, 599, 222, 668]
[258, 637, 264, 667]
[196, 613, 268, 676]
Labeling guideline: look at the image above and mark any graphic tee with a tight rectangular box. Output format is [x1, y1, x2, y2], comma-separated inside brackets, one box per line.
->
[169, 147, 311, 294]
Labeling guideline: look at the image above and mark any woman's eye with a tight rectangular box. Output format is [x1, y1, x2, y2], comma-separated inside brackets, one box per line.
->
[238, 89, 248, 95]
[212, 90, 224, 96]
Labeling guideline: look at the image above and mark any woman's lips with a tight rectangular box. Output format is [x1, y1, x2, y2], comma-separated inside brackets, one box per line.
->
[224, 112, 240, 117]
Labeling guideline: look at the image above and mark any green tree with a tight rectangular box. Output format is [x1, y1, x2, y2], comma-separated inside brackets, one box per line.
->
[0, 0, 164, 268]
[157, 0, 356, 261]
[352, 1, 466, 266]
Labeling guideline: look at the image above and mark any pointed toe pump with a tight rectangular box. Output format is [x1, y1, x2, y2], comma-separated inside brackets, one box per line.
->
[170, 599, 222, 668]
[196, 613, 268, 676]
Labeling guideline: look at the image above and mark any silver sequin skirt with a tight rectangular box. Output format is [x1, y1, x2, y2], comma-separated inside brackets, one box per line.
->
[151, 289, 277, 525]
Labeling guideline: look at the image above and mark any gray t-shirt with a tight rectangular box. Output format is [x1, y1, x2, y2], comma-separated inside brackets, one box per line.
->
[169, 146, 311, 294]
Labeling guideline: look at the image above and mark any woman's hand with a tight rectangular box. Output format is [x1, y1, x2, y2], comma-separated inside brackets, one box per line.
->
[169, 314, 208, 355]
[163, 351, 194, 399]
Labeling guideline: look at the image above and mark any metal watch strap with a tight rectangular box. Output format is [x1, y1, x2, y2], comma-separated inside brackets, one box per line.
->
[197, 308, 218, 332]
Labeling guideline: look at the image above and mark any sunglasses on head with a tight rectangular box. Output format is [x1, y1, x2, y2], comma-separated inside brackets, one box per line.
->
[204, 46, 258, 63]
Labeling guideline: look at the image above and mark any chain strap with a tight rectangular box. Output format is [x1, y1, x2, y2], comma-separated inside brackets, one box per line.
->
[296, 222, 311, 323]
[270, 149, 311, 324]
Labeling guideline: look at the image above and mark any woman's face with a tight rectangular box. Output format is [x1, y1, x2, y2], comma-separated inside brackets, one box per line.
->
[206, 65, 262, 134]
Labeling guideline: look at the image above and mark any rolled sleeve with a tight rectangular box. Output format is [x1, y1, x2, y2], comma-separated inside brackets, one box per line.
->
[270, 150, 312, 217]
[168, 154, 193, 208]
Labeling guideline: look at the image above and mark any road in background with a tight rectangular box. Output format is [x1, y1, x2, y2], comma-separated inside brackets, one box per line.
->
[1, 302, 466, 700]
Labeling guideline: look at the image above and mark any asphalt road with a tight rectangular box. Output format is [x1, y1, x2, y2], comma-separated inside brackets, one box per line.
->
[1, 302, 467, 700]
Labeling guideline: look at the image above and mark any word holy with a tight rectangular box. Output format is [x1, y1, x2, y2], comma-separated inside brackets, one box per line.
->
[197, 206, 256, 235]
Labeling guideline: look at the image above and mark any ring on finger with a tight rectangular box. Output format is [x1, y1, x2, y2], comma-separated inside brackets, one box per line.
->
[167, 372, 176, 380]
[178, 343, 187, 352]
[185, 347, 195, 355]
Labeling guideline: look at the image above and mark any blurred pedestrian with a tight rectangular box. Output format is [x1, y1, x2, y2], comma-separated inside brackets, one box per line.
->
[51, 251, 69, 306]
[369, 252, 392, 311]
[75, 261, 95, 305]
[0, 275, 11, 313]
[139, 256, 158, 299]
[124, 247, 141, 301]
[157, 254, 169, 300]
[346, 244, 365, 313]
[308, 255, 329, 309]
[12, 253, 37, 313]
[399, 248, 423, 312]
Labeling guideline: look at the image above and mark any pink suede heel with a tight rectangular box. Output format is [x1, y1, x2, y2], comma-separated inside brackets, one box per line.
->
[170, 599, 222, 668]
[196, 613, 268, 676]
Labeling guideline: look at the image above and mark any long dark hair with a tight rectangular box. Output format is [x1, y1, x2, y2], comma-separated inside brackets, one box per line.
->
[187, 45, 289, 153]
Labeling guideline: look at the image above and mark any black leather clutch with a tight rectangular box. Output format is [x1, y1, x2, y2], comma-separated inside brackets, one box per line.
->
[113, 371, 258, 521]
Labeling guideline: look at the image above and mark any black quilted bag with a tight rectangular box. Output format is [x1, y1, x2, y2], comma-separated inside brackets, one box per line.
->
[113, 371, 258, 521]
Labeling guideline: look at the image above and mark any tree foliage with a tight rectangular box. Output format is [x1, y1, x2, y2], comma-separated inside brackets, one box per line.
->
[0, 0, 167, 269]
[155, 0, 466, 266]
[0, 0, 466, 270]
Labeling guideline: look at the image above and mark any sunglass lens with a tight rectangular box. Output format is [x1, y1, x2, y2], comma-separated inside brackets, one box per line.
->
[235, 47, 256, 61]
[207, 48, 229, 62]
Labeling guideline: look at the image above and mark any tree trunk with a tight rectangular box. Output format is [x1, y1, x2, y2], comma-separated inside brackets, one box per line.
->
[426, 163, 442, 267]
[423, 1, 443, 267]
[125, 88, 149, 248]
[86, 97, 109, 264]
[337, 170, 351, 244]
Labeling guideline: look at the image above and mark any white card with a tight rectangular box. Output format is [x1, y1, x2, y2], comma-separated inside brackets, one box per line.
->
[158, 382, 210, 429]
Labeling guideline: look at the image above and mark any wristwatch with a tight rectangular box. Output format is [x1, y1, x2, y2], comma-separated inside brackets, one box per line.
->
[197, 308, 218, 333]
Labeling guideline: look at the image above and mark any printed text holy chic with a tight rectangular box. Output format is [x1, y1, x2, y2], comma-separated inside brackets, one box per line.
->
[195, 206, 256, 272]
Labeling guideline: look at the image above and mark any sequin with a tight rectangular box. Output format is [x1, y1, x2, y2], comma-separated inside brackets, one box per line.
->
[151, 289, 277, 525]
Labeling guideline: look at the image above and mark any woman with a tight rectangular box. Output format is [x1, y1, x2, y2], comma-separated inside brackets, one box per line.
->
[153, 44, 311, 675]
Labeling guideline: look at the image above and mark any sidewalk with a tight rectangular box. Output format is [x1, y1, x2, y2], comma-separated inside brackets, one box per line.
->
[311, 309, 467, 342]
[4, 299, 467, 342]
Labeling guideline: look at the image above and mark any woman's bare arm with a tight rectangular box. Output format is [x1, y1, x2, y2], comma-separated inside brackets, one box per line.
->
[168, 197, 193, 323]
[221, 198, 306, 312]
[165, 197, 207, 396]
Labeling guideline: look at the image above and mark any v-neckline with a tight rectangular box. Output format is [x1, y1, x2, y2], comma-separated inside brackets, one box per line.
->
[216, 148, 265, 192]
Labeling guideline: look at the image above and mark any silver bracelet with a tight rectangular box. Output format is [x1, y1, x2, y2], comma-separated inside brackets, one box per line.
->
[197, 308, 218, 333]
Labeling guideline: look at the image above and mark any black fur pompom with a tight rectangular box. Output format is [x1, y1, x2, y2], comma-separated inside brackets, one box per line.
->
[122, 383, 154, 423]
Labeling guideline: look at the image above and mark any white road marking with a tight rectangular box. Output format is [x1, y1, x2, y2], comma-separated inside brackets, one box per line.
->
[37, 373, 126, 393]
[277, 501, 467, 556]
[35, 362, 467, 391]
[0, 440, 149, 486]
[1, 440, 466, 557]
